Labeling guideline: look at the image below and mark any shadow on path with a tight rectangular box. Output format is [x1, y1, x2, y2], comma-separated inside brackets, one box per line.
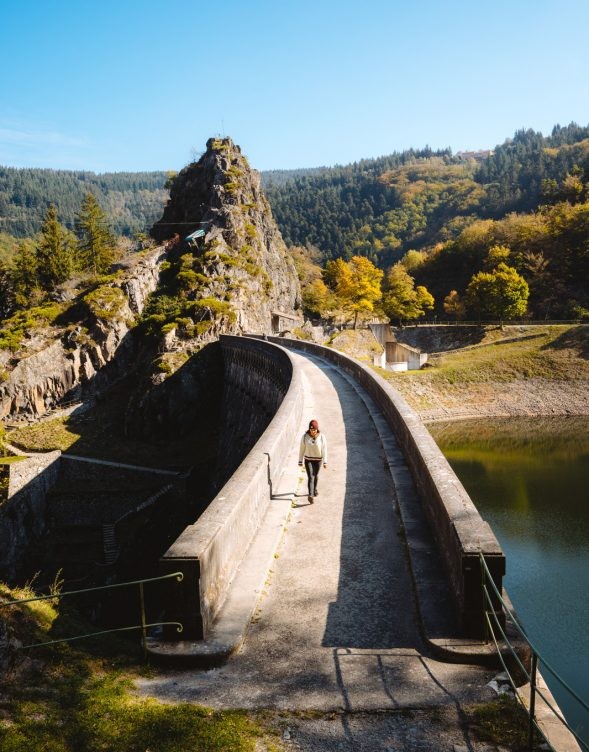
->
[305, 358, 423, 652]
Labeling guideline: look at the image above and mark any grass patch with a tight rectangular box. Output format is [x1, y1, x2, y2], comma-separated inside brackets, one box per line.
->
[82, 285, 127, 322]
[0, 302, 66, 352]
[292, 327, 312, 340]
[382, 325, 589, 390]
[0, 583, 281, 752]
[467, 697, 543, 751]
[8, 417, 79, 453]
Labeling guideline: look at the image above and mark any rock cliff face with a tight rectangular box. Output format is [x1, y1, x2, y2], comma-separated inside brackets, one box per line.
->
[151, 137, 301, 335]
[0, 137, 302, 422]
[0, 246, 166, 420]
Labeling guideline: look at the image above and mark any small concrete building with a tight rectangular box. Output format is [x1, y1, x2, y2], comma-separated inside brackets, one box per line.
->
[271, 310, 301, 334]
[370, 323, 428, 371]
[184, 228, 205, 248]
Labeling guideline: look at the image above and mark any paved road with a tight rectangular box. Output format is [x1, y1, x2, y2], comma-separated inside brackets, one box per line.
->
[137, 351, 496, 712]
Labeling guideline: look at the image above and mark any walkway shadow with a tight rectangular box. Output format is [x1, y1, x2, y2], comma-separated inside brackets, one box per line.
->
[308, 359, 424, 652]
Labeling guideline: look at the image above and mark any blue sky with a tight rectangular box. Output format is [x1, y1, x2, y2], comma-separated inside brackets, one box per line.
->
[1, 0, 588, 173]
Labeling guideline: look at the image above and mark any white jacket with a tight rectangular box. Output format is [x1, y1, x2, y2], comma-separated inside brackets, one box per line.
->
[299, 431, 327, 463]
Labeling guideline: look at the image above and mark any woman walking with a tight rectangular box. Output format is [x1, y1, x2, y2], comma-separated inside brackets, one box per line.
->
[298, 419, 327, 503]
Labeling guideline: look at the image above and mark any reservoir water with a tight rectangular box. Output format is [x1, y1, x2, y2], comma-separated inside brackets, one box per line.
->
[428, 416, 589, 747]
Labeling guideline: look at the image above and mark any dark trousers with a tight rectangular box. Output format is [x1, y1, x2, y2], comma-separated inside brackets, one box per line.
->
[304, 459, 321, 496]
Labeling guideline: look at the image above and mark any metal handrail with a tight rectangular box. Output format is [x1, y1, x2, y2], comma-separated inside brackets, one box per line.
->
[480, 554, 588, 751]
[0, 571, 184, 658]
[0, 571, 184, 608]
[483, 594, 570, 727]
[400, 319, 586, 326]
[480, 556, 589, 714]
[24, 622, 183, 649]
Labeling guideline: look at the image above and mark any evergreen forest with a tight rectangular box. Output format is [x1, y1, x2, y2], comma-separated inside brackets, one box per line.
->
[0, 168, 169, 238]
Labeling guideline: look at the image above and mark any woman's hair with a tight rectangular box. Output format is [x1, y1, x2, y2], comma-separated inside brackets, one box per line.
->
[308, 419, 319, 433]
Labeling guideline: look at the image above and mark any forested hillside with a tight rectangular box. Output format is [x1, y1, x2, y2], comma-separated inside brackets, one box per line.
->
[265, 123, 589, 319]
[1, 122, 588, 321]
[0, 168, 169, 237]
[265, 123, 589, 264]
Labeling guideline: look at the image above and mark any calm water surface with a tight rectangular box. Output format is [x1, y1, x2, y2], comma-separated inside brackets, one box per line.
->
[428, 416, 589, 746]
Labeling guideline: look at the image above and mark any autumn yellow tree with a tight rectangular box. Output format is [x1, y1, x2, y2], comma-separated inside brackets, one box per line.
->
[443, 289, 465, 319]
[325, 255, 383, 328]
[303, 278, 333, 317]
[291, 245, 335, 317]
[465, 262, 529, 320]
[381, 263, 434, 322]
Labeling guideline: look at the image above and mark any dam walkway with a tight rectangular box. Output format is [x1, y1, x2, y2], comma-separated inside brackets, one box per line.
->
[138, 348, 499, 718]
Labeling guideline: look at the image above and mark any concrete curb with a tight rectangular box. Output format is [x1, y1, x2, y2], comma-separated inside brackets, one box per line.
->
[146, 493, 294, 667]
[324, 364, 502, 665]
[147, 338, 307, 667]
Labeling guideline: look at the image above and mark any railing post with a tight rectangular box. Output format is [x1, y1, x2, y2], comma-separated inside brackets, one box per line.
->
[528, 652, 538, 751]
[481, 554, 490, 644]
[139, 581, 147, 659]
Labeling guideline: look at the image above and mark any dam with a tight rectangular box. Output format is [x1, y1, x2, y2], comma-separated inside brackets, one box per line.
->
[3, 334, 583, 750]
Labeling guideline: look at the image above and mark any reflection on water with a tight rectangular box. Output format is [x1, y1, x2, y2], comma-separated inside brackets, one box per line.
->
[428, 416, 589, 746]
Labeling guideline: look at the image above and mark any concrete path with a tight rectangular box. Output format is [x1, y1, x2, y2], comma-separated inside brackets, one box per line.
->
[137, 351, 497, 711]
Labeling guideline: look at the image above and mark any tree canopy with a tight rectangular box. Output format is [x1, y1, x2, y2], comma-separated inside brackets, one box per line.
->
[381, 263, 434, 321]
[464, 262, 530, 320]
[76, 194, 118, 274]
[325, 256, 383, 328]
[36, 205, 76, 288]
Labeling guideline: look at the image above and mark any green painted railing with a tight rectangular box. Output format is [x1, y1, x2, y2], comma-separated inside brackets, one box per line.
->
[481, 554, 588, 751]
[0, 571, 184, 657]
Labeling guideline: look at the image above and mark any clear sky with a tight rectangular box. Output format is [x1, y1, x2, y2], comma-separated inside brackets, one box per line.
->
[1, 0, 588, 174]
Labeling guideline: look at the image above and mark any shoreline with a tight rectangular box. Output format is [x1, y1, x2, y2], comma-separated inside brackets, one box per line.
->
[387, 378, 589, 423]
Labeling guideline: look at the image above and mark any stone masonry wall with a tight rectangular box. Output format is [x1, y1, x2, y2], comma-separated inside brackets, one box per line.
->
[0, 452, 61, 583]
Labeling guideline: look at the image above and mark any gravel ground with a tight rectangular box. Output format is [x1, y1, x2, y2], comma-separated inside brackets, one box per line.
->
[406, 378, 589, 422]
[258, 706, 508, 751]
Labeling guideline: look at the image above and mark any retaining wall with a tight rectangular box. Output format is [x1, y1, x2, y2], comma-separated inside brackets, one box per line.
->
[159, 336, 303, 639]
[0, 453, 186, 584]
[0, 451, 61, 583]
[266, 336, 505, 637]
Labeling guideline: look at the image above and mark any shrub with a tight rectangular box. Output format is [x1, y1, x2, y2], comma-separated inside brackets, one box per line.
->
[0, 302, 66, 351]
[83, 286, 126, 321]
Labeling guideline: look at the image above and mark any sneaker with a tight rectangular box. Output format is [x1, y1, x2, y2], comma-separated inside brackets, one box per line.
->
[308, 495, 314, 504]
[314, 491, 319, 497]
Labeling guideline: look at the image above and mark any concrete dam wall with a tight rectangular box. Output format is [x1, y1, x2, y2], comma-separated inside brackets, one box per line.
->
[159, 335, 302, 640]
[0, 338, 297, 593]
[157, 335, 504, 648]
[2, 334, 505, 649]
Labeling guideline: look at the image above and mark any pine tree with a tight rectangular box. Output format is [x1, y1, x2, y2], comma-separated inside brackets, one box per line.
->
[76, 193, 117, 275]
[36, 205, 75, 288]
[11, 239, 44, 307]
[0, 259, 16, 318]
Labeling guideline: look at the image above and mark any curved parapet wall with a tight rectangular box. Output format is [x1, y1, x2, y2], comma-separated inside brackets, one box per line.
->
[265, 336, 505, 638]
[159, 336, 303, 640]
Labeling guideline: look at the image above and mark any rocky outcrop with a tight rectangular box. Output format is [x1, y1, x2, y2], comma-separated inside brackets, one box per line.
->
[152, 137, 301, 336]
[0, 138, 302, 422]
[0, 246, 167, 420]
